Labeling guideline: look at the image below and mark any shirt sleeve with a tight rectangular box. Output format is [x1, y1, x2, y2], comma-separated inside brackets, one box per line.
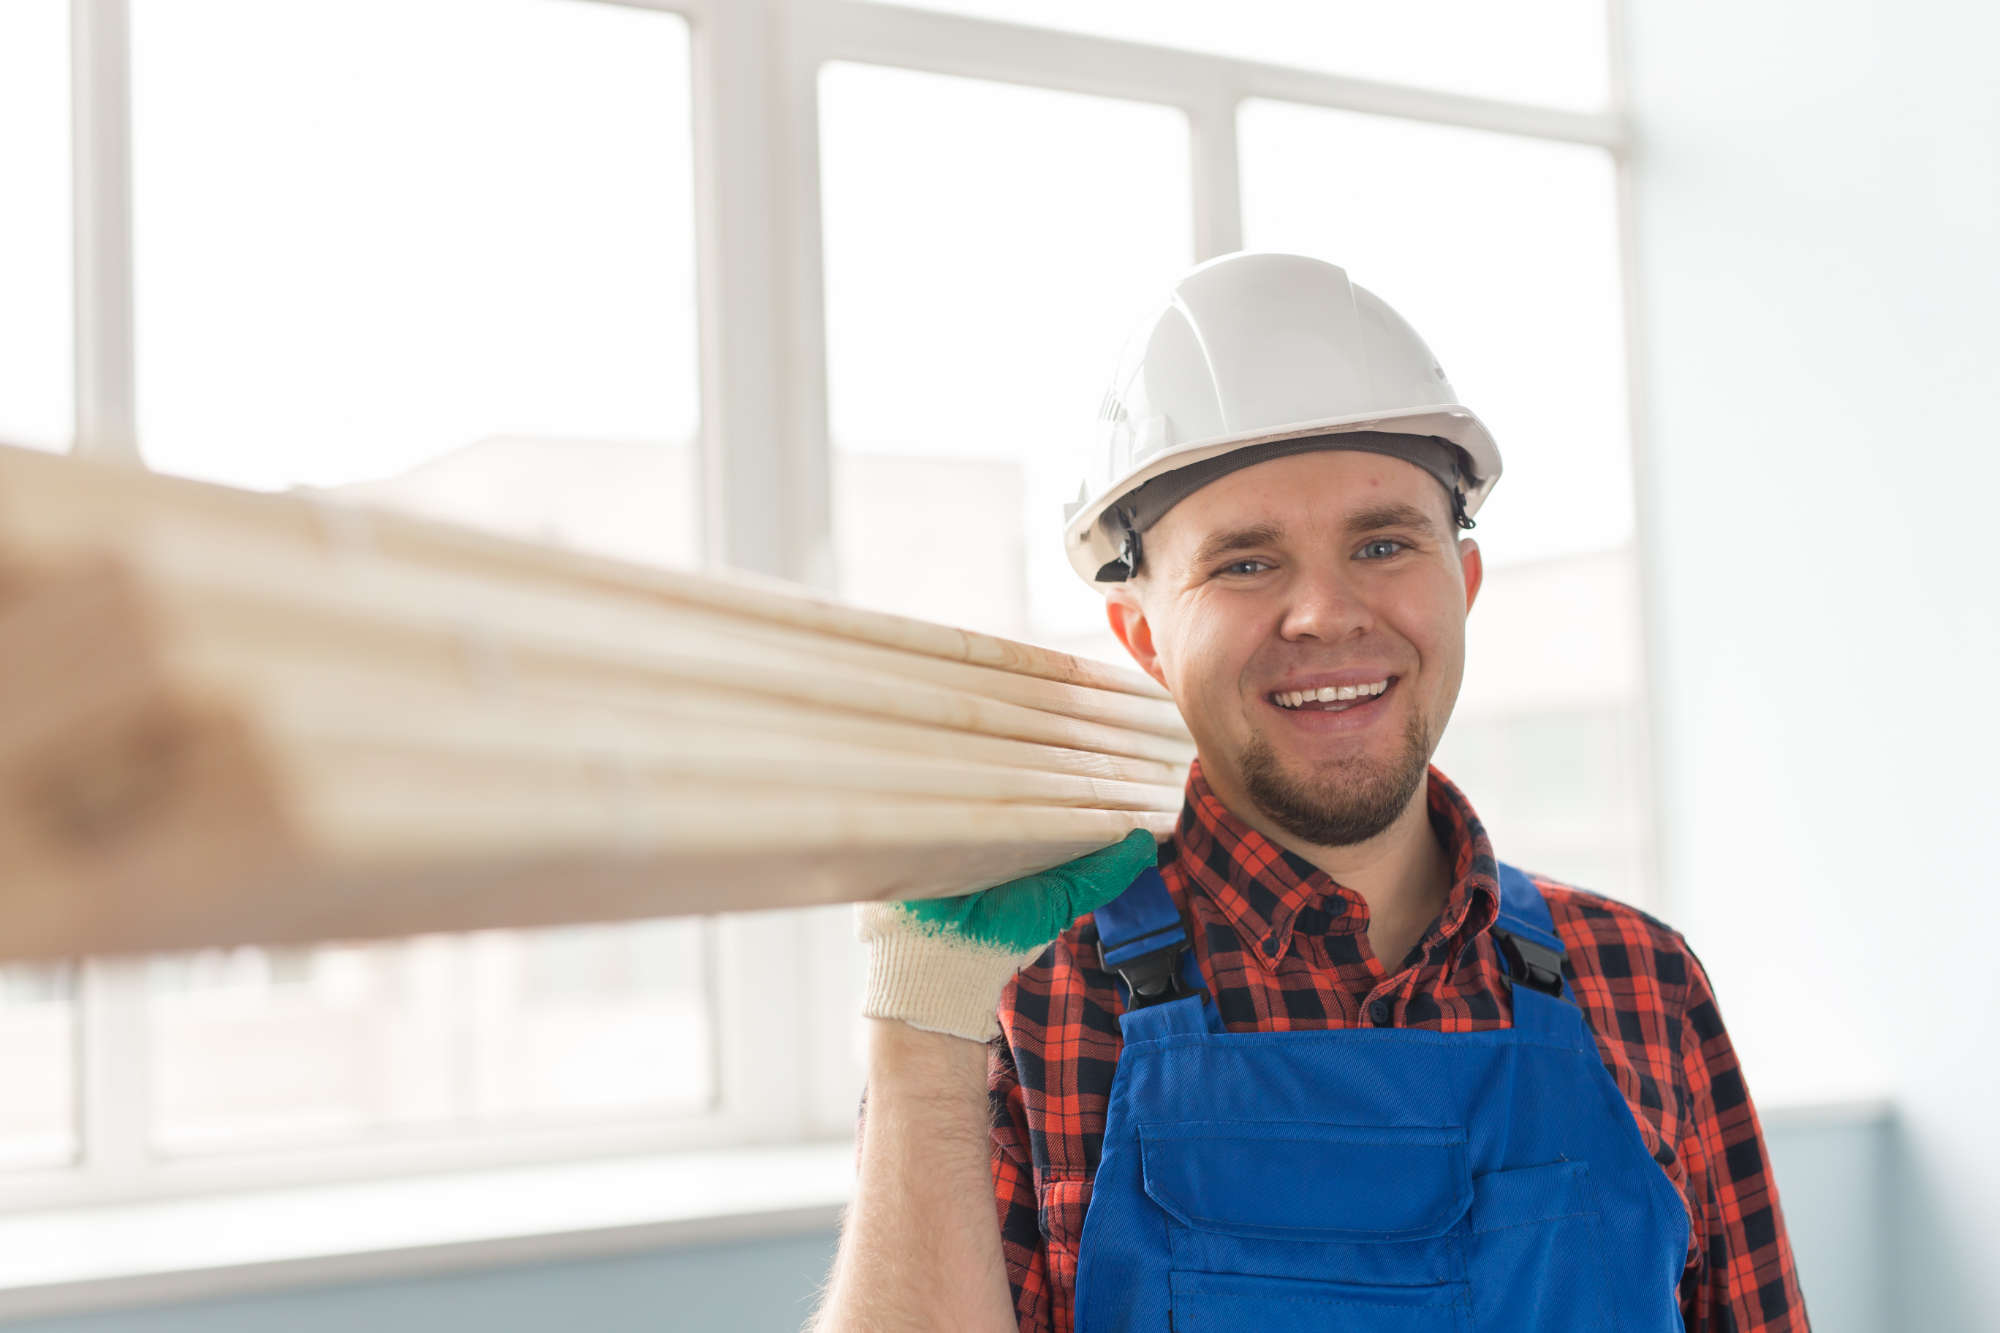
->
[1676, 939, 1812, 1330]
[989, 1036, 1061, 1333]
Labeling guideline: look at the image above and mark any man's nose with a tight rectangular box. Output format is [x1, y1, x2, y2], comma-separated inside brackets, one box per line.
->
[1278, 566, 1374, 642]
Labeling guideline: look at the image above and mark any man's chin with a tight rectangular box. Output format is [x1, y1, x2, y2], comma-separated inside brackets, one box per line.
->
[1252, 728, 1401, 790]
[1259, 782, 1399, 838]
[1234, 723, 1431, 848]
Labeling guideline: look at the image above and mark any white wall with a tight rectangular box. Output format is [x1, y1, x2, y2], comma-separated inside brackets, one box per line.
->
[1622, 0, 2000, 1324]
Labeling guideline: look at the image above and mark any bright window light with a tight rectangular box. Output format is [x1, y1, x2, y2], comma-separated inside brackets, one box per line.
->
[148, 923, 713, 1155]
[0, 0, 73, 454]
[127, 0, 714, 1156]
[0, 964, 76, 1171]
[819, 61, 1192, 663]
[130, 0, 701, 574]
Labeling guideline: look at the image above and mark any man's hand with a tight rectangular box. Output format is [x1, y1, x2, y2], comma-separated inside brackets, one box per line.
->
[854, 829, 1158, 1043]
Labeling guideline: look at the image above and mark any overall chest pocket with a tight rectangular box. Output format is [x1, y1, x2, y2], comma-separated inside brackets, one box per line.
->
[1139, 1120, 1475, 1331]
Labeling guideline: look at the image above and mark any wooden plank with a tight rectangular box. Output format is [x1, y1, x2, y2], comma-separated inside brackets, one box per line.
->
[0, 447, 1195, 959]
[3, 700, 1177, 959]
[112, 516, 1191, 741]
[254, 698, 1186, 813]
[1, 818, 1176, 960]
[119, 544, 1197, 765]
[0, 444, 1167, 698]
[0, 558, 166, 761]
[200, 640, 1191, 788]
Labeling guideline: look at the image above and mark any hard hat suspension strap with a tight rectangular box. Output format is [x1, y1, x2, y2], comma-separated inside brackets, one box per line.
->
[1092, 432, 1476, 582]
[1093, 505, 1142, 583]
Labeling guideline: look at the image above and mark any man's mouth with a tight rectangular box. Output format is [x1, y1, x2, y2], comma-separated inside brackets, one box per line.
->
[1268, 677, 1395, 713]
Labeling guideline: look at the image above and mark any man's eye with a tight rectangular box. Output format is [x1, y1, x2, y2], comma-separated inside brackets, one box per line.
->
[1219, 559, 1271, 576]
[1359, 539, 1408, 560]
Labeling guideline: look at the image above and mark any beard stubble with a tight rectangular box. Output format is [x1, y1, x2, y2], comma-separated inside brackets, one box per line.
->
[1238, 707, 1433, 848]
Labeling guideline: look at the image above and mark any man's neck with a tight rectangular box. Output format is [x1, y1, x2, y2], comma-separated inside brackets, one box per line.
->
[1214, 773, 1454, 971]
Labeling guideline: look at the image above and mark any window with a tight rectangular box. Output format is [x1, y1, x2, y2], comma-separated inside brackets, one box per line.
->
[130, 0, 702, 554]
[147, 923, 714, 1156]
[125, 0, 709, 1161]
[811, 61, 1193, 1107]
[23, 0, 1642, 1209]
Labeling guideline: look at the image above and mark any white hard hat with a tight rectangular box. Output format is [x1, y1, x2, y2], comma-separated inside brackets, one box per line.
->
[1062, 251, 1503, 584]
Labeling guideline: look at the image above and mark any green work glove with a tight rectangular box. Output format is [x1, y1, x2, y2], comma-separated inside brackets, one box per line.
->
[855, 829, 1159, 1044]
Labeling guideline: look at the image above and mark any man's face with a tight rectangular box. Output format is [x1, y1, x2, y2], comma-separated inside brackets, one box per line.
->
[1105, 448, 1483, 849]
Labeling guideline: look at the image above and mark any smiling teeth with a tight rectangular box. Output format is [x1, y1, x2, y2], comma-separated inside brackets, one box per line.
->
[1274, 680, 1390, 708]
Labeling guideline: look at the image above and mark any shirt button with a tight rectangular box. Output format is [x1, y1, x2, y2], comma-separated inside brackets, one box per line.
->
[1368, 999, 1392, 1026]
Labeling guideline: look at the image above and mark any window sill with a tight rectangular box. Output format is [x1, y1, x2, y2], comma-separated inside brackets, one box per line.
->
[0, 1098, 1890, 1323]
[0, 1140, 855, 1322]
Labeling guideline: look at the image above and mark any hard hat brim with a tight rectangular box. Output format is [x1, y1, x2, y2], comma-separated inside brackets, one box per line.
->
[1063, 405, 1500, 585]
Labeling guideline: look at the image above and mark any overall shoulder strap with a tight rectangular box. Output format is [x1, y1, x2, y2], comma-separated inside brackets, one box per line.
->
[1491, 862, 1576, 1006]
[1092, 867, 1216, 1038]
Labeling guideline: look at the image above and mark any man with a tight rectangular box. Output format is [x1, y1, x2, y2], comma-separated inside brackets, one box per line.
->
[812, 252, 1808, 1332]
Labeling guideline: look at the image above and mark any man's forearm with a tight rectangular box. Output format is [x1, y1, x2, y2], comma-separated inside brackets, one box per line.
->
[811, 1019, 1017, 1333]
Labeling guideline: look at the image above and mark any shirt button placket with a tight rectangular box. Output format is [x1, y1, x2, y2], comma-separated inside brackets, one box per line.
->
[1368, 998, 1393, 1027]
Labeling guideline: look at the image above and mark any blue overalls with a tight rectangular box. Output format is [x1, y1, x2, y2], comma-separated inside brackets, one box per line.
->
[1075, 861, 1689, 1331]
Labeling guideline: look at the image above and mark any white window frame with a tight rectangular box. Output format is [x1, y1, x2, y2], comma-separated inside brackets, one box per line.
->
[11, 0, 1649, 1215]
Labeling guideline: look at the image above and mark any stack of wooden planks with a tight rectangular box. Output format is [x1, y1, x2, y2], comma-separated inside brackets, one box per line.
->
[0, 444, 1192, 961]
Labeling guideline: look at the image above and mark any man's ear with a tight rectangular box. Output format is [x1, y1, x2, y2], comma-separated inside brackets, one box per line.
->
[1459, 537, 1484, 613]
[1104, 586, 1170, 692]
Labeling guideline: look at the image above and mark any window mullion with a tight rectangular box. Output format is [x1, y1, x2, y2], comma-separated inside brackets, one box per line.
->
[813, 0, 1623, 150]
[691, 0, 829, 587]
[688, 0, 823, 1142]
[801, 905, 867, 1138]
[1189, 91, 1244, 263]
[775, 0, 843, 1135]
[75, 957, 152, 1189]
[69, 0, 139, 465]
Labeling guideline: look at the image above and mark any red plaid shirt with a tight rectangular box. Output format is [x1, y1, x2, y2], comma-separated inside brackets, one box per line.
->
[973, 759, 1809, 1333]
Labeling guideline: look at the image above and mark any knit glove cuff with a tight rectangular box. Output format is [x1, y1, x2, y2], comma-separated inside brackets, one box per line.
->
[852, 829, 1160, 1046]
[856, 905, 1038, 1044]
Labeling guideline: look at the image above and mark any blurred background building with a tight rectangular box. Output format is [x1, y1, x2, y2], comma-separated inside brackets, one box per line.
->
[0, 0, 1992, 1328]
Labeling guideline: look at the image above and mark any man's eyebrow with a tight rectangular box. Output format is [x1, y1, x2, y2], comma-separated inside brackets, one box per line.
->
[1187, 522, 1286, 571]
[1343, 501, 1444, 538]
[1182, 504, 1443, 572]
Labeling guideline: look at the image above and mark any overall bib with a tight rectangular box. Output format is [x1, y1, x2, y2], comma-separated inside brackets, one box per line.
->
[1073, 861, 1689, 1332]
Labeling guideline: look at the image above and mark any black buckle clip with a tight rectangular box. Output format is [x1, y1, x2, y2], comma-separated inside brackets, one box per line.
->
[1092, 506, 1144, 582]
[1491, 927, 1566, 998]
[1097, 929, 1193, 1009]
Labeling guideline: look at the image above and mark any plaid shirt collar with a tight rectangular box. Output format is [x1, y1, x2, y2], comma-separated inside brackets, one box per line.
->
[1167, 758, 1503, 970]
